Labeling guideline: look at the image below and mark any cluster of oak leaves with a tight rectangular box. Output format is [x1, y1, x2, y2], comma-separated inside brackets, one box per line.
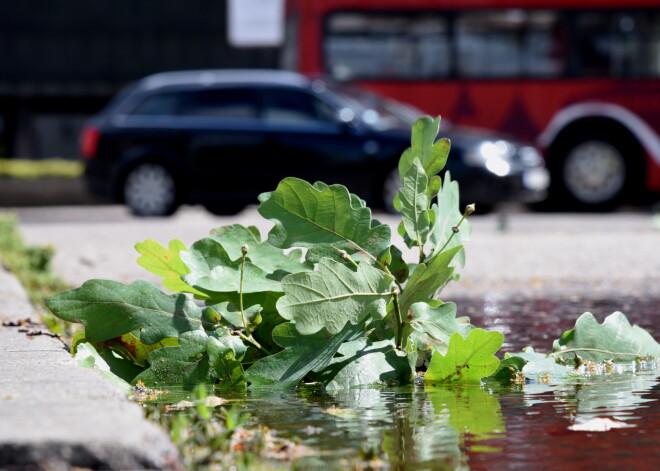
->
[46, 116, 660, 395]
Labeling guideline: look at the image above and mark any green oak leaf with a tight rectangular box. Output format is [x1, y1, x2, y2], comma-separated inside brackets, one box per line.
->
[551, 311, 660, 362]
[507, 347, 576, 382]
[429, 172, 471, 266]
[45, 279, 205, 344]
[209, 224, 313, 275]
[276, 258, 395, 335]
[398, 116, 450, 180]
[181, 238, 283, 295]
[484, 356, 528, 384]
[208, 329, 247, 387]
[399, 246, 462, 314]
[135, 239, 207, 298]
[133, 330, 215, 386]
[321, 338, 412, 392]
[408, 301, 474, 354]
[398, 158, 435, 248]
[425, 329, 503, 383]
[313, 181, 367, 209]
[244, 321, 364, 389]
[206, 301, 263, 329]
[257, 177, 391, 264]
[94, 332, 178, 367]
[134, 330, 246, 387]
[378, 245, 409, 284]
[74, 342, 133, 394]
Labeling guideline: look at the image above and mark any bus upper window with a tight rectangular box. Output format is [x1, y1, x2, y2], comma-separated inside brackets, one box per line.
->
[324, 13, 449, 80]
[456, 10, 565, 79]
[575, 11, 660, 78]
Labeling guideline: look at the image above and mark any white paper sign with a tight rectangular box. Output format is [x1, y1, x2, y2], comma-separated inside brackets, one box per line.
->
[228, 0, 284, 47]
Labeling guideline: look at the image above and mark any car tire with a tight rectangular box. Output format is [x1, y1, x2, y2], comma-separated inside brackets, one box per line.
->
[122, 162, 179, 216]
[549, 132, 641, 211]
[203, 202, 247, 216]
[381, 167, 401, 214]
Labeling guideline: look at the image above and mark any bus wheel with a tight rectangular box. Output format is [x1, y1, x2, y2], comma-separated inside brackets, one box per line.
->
[555, 137, 635, 210]
[123, 162, 180, 216]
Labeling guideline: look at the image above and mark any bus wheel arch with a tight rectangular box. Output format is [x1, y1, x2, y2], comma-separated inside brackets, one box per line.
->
[546, 118, 645, 210]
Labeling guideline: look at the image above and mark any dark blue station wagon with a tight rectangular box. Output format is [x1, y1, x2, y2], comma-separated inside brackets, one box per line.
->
[80, 69, 549, 216]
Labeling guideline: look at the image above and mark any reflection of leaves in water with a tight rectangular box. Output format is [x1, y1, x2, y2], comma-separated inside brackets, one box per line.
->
[425, 384, 505, 441]
[551, 369, 660, 422]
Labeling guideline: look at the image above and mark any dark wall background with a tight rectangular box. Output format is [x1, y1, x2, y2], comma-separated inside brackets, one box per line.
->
[0, 0, 281, 158]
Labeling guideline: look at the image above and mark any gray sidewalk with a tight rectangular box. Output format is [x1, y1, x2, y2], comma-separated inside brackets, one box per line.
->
[0, 265, 182, 470]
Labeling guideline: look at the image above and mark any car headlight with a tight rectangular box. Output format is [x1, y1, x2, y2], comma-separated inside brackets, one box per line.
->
[519, 145, 543, 166]
[465, 140, 515, 177]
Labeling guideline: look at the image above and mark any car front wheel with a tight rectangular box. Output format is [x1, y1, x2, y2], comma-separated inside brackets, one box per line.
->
[123, 162, 179, 216]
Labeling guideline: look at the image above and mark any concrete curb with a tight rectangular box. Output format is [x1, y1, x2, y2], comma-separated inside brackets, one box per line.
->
[0, 266, 182, 470]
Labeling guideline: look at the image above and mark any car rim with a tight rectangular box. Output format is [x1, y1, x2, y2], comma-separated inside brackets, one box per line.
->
[563, 141, 626, 205]
[124, 163, 176, 215]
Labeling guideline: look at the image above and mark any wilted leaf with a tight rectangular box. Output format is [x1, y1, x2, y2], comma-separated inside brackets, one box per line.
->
[258, 177, 391, 263]
[425, 329, 503, 383]
[45, 280, 205, 344]
[277, 258, 394, 335]
[135, 239, 207, 297]
[552, 312, 660, 362]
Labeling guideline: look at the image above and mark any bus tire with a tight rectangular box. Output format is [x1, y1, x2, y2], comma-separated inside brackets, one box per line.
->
[549, 131, 642, 211]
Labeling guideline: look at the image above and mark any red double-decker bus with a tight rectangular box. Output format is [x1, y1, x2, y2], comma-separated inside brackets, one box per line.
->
[284, 0, 660, 209]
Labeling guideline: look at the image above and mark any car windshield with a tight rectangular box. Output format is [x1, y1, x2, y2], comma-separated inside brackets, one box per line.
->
[323, 80, 424, 130]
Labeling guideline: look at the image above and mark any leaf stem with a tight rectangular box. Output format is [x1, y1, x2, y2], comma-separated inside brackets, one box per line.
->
[392, 289, 404, 349]
[236, 331, 271, 356]
[237, 245, 271, 356]
[239, 246, 250, 336]
[435, 204, 474, 256]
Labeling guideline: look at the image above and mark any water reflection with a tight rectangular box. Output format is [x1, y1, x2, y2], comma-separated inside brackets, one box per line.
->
[200, 365, 659, 470]
[149, 295, 660, 469]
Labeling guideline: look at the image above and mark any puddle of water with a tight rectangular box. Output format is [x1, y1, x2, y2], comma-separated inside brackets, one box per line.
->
[144, 297, 660, 470]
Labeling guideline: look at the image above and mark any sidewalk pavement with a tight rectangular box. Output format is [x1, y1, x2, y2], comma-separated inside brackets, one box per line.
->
[0, 265, 182, 470]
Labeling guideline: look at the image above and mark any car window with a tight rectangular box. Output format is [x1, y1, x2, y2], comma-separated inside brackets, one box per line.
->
[261, 88, 335, 124]
[181, 88, 258, 118]
[130, 92, 187, 116]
